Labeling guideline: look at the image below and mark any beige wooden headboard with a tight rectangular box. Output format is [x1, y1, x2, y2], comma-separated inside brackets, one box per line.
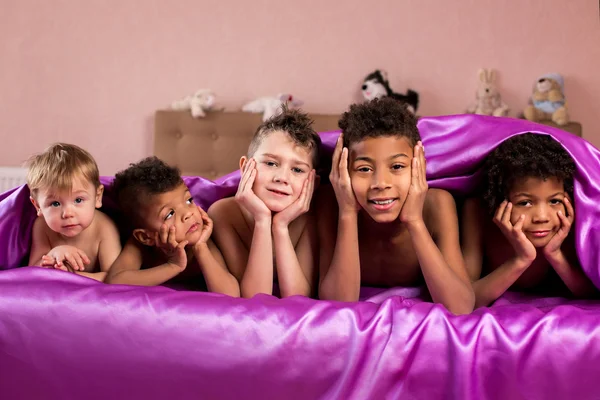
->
[154, 110, 341, 179]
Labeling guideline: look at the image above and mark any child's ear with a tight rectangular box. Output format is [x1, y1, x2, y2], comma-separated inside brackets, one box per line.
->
[133, 229, 155, 246]
[239, 156, 248, 171]
[29, 196, 42, 216]
[95, 184, 104, 208]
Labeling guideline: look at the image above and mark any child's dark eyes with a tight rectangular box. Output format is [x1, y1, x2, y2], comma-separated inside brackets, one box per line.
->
[186, 197, 194, 205]
[164, 210, 174, 221]
[391, 164, 405, 171]
[265, 161, 277, 167]
[550, 199, 564, 205]
[292, 167, 305, 174]
[50, 201, 60, 208]
[356, 166, 372, 173]
[516, 200, 531, 207]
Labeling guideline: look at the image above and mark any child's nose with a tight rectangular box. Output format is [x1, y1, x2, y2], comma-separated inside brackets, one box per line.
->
[62, 206, 74, 218]
[370, 170, 391, 189]
[532, 205, 550, 222]
[273, 170, 289, 184]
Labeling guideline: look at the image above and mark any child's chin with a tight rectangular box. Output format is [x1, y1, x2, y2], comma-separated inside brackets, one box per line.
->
[365, 210, 401, 224]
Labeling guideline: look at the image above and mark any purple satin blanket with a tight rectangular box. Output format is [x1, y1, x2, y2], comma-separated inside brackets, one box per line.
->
[1, 114, 599, 399]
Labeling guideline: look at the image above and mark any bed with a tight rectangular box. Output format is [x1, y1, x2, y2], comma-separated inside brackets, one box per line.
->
[1, 113, 598, 400]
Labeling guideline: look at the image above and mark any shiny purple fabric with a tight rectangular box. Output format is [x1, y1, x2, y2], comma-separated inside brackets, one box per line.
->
[1, 114, 599, 399]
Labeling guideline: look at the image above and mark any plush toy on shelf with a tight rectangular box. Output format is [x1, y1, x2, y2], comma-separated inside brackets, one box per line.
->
[466, 68, 509, 117]
[242, 93, 304, 122]
[523, 73, 569, 126]
[361, 70, 419, 114]
[171, 89, 216, 118]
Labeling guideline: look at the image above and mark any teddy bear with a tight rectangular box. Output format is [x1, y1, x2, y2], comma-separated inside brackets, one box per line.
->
[171, 89, 216, 118]
[523, 73, 569, 126]
[466, 68, 509, 117]
[242, 93, 304, 122]
[361, 70, 419, 114]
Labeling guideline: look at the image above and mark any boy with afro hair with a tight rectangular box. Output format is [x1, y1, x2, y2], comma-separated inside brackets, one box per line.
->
[105, 157, 239, 296]
[317, 97, 474, 314]
[461, 133, 596, 308]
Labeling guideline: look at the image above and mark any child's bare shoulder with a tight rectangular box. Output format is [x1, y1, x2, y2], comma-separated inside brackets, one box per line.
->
[423, 188, 459, 231]
[208, 197, 244, 226]
[31, 215, 52, 241]
[93, 210, 119, 236]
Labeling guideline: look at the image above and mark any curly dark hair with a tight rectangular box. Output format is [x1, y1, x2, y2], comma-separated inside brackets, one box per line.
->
[338, 97, 420, 148]
[248, 103, 322, 167]
[482, 133, 575, 215]
[111, 156, 184, 225]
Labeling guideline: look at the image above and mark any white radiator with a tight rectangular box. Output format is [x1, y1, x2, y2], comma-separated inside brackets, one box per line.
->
[0, 167, 28, 194]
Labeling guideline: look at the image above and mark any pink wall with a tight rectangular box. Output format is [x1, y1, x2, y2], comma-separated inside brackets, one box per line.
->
[1, 0, 599, 175]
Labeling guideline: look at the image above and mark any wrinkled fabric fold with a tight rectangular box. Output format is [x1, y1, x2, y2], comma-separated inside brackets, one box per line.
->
[1, 114, 599, 399]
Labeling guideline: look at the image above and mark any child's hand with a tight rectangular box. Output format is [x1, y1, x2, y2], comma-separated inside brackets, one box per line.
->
[399, 142, 428, 225]
[543, 196, 574, 259]
[155, 224, 188, 271]
[46, 245, 90, 271]
[330, 135, 360, 214]
[235, 158, 271, 222]
[273, 170, 316, 229]
[196, 206, 213, 245]
[40, 255, 75, 273]
[494, 201, 537, 264]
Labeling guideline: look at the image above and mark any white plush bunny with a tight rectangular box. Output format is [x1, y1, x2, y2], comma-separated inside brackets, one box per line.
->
[466, 69, 509, 117]
[171, 89, 216, 118]
[242, 93, 304, 122]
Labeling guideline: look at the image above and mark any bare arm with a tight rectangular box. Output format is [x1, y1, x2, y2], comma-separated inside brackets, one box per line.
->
[461, 198, 529, 307]
[273, 216, 318, 298]
[194, 241, 240, 297]
[241, 220, 273, 298]
[28, 217, 52, 266]
[317, 186, 362, 302]
[271, 171, 318, 298]
[97, 216, 123, 273]
[208, 200, 272, 298]
[543, 197, 597, 297]
[318, 136, 363, 302]
[105, 238, 184, 286]
[469, 200, 537, 308]
[546, 250, 597, 297]
[412, 190, 474, 315]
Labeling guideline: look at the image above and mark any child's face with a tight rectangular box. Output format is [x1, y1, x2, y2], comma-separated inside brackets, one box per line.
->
[507, 176, 567, 248]
[31, 178, 103, 238]
[245, 130, 314, 213]
[349, 136, 413, 223]
[137, 183, 204, 245]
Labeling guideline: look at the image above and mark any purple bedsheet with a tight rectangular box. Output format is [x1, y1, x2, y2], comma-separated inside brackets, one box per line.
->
[1, 114, 599, 399]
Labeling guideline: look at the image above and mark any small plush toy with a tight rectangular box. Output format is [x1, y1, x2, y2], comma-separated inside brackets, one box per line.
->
[242, 93, 304, 122]
[361, 70, 419, 114]
[523, 73, 569, 126]
[171, 89, 216, 118]
[466, 68, 509, 117]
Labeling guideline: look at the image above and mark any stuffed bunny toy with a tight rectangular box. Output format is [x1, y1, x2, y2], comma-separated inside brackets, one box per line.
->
[467, 68, 509, 117]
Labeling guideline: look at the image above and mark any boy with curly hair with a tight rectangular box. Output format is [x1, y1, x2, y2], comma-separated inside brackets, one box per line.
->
[27, 143, 122, 281]
[208, 105, 320, 299]
[105, 157, 239, 296]
[317, 98, 474, 314]
[461, 133, 596, 308]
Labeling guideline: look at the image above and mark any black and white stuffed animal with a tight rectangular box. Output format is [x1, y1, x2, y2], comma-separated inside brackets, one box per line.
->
[361, 70, 419, 114]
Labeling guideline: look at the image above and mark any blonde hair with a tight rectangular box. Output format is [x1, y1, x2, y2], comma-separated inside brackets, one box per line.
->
[26, 143, 100, 197]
